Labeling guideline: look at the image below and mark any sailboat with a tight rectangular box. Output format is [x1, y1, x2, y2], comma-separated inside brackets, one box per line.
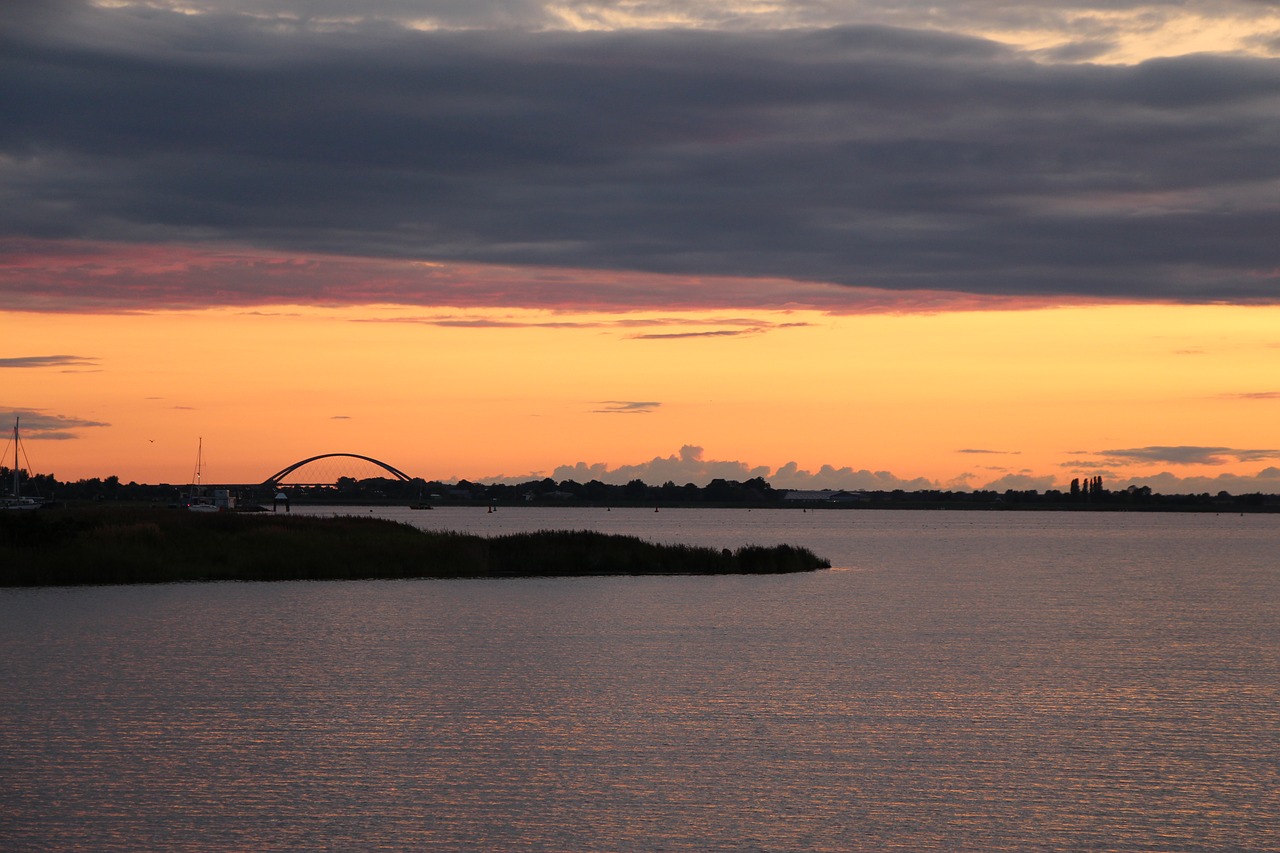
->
[2, 417, 43, 510]
[184, 437, 221, 512]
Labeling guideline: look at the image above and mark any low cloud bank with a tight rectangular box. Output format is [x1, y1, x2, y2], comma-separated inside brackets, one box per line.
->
[484, 445, 1280, 494]
[490, 445, 974, 491]
[1114, 468, 1280, 495]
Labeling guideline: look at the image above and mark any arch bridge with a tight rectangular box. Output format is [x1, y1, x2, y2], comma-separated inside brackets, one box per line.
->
[262, 453, 415, 487]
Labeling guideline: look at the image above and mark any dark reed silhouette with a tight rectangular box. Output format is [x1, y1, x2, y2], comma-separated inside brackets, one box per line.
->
[0, 506, 829, 586]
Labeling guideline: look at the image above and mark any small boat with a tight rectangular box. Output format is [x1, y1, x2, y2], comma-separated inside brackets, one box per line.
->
[2, 417, 44, 510]
[183, 438, 232, 512]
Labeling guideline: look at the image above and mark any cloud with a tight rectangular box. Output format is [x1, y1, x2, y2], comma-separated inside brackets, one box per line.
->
[1099, 445, 1280, 465]
[592, 401, 660, 414]
[487, 444, 939, 490]
[535, 444, 774, 485]
[0, 354, 97, 368]
[1059, 459, 1125, 470]
[3, 407, 110, 440]
[957, 448, 1020, 455]
[770, 461, 938, 491]
[1117, 466, 1280, 494]
[1033, 40, 1117, 64]
[977, 473, 1061, 491]
[0, 239, 1086, 314]
[478, 442, 1280, 495]
[1223, 391, 1280, 400]
[331, 415, 351, 419]
[356, 312, 816, 330]
[2, 4, 1279, 310]
[23, 1, 1277, 62]
[629, 329, 762, 340]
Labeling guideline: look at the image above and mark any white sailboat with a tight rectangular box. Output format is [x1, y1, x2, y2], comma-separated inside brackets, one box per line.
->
[185, 437, 221, 512]
[2, 417, 43, 510]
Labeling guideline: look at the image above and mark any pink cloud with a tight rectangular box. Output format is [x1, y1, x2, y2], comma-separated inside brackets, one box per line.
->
[1, 238, 1111, 316]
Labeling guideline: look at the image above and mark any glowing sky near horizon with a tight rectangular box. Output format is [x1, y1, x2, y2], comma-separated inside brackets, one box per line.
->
[9, 297, 1280, 493]
[3, 0, 1280, 492]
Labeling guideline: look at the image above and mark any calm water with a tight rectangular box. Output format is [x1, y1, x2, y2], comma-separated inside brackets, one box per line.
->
[2, 509, 1277, 851]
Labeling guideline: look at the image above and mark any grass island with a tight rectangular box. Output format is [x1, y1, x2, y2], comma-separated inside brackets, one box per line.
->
[0, 505, 830, 587]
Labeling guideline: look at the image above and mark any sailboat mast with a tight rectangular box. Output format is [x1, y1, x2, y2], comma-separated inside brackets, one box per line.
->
[12, 417, 18, 499]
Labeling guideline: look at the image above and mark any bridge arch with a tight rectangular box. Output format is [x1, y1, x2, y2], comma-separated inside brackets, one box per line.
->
[263, 453, 414, 486]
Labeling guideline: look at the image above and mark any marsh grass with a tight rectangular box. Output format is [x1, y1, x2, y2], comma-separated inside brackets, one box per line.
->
[0, 506, 829, 586]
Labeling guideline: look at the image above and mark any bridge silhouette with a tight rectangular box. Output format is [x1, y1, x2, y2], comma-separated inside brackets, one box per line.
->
[262, 453, 414, 487]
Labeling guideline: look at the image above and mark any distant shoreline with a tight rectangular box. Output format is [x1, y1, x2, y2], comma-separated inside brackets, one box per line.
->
[11, 496, 1277, 518]
[15, 470, 1280, 514]
[276, 499, 1280, 513]
[16, 498, 1278, 515]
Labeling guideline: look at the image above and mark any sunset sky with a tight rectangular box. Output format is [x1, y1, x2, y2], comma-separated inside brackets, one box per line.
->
[4, 0, 1280, 492]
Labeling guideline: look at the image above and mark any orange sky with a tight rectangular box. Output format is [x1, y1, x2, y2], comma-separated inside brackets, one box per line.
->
[7, 299, 1280, 492]
[5, 3, 1280, 494]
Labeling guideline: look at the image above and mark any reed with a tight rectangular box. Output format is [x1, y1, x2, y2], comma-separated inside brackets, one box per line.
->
[0, 506, 829, 586]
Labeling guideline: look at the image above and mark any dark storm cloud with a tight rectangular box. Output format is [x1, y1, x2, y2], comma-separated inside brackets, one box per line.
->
[39, 0, 1276, 36]
[2, 2, 1280, 303]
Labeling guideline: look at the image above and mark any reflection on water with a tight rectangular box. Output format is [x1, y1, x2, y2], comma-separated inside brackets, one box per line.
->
[2, 510, 1277, 851]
